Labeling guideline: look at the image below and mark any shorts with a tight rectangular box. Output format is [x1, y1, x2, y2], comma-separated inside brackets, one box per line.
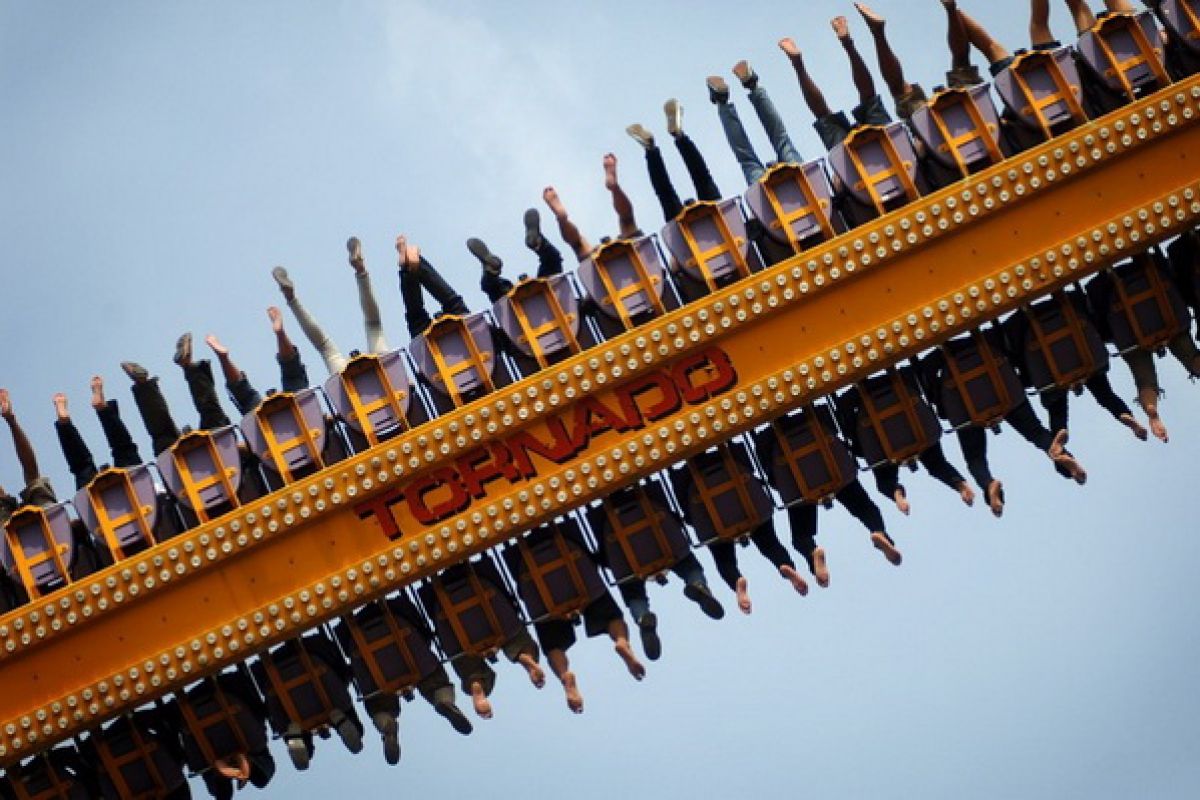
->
[946, 64, 983, 89]
[895, 84, 930, 121]
[533, 591, 622, 653]
[990, 40, 1062, 77]
[813, 94, 893, 150]
[20, 476, 56, 509]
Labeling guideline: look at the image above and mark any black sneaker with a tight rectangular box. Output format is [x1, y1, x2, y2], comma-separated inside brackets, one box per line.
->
[466, 238, 503, 274]
[683, 581, 726, 620]
[120, 361, 149, 382]
[173, 333, 192, 366]
[347, 236, 365, 269]
[706, 76, 730, 104]
[434, 699, 474, 736]
[333, 711, 363, 754]
[638, 612, 662, 661]
[523, 208, 543, 250]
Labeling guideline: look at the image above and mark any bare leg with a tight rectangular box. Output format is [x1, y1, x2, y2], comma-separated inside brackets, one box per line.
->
[517, 652, 546, 689]
[603, 153, 639, 238]
[855, 3, 914, 99]
[960, 8, 1013, 63]
[1104, 0, 1135, 14]
[1047, 429, 1088, 482]
[607, 618, 646, 680]
[779, 38, 834, 118]
[205, 335, 241, 385]
[833, 16, 879, 105]
[90, 376, 106, 411]
[1031, 0, 1055, 46]
[1064, 0, 1098, 35]
[546, 650, 583, 714]
[943, 0, 972, 69]
[542, 186, 593, 260]
[780, 564, 809, 596]
[468, 681, 493, 719]
[0, 390, 42, 484]
[268, 306, 298, 362]
[1138, 386, 1169, 442]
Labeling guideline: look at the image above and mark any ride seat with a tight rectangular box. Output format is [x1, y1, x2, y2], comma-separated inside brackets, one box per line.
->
[1100, 255, 1191, 352]
[492, 275, 584, 370]
[828, 123, 922, 216]
[157, 427, 242, 523]
[754, 404, 857, 506]
[743, 160, 841, 253]
[671, 442, 774, 545]
[72, 466, 159, 563]
[419, 560, 525, 659]
[2, 502, 75, 599]
[660, 198, 754, 293]
[910, 84, 1006, 177]
[409, 313, 500, 408]
[1019, 291, 1110, 390]
[240, 387, 328, 484]
[2, 749, 90, 800]
[254, 635, 351, 735]
[994, 47, 1088, 139]
[1078, 11, 1171, 101]
[936, 331, 1025, 428]
[577, 236, 669, 330]
[503, 519, 606, 623]
[176, 675, 265, 771]
[325, 350, 416, 448]
[1158, 0, 1200, 54]
[587, 481, 690, 583]
[853, 368, 942, 466]
[90, 714, 184, 800]
[335, 597, 441, 699]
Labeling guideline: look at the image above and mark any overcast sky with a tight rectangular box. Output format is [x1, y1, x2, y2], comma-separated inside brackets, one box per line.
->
[2, 1, 1199, 798]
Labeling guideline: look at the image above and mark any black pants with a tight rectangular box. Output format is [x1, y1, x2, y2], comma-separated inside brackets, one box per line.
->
[131, 362, 231, 456]
[401, 256, 471, 337]
[55, 400, 144, 490]
[787, 479, 886, 571]
[872, 441, 965, 497]
[646, 135, 721, 222]
[709, 518, 795, 591]
[1040, 371, 1132, 433]
[480, 238, 565, 303]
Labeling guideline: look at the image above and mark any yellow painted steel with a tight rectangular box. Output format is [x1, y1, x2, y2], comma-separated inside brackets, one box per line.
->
[2, 78, 1200, 766]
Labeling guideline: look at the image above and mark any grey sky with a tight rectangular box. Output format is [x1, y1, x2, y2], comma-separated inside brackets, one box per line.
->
[2, 1, 1198, 798]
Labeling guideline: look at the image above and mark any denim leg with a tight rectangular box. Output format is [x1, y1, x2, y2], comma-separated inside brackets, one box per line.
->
[55, 419, 97, 490]
[670, 551, 707, 586]
[227, 372, 264, 417]
[96, 399, 143, 468]
[617, 579, 651, 622]
[277, 350, 309, 394]
[645, 145, 684, 222]
[674, 134, 721, 202]
[716, 100, 766, 185]
[183, 360, 232, 430]
[747, 85, 803, 165]
[131, 378, 182, 456]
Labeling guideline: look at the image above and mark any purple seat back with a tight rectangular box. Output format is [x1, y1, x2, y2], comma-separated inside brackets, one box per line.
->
[589, 481, 690, 582]
[1078, 11, 1168, 95]
[73, 465, 158, 553]
[674, 443, 774, 544]
[2, 502, 75, 592]
[743, 160, 837, 248]
[505, 520, 606, 621]
[156, 427, 242, 513]
[910, 84, 1004, 172]
[492, 274, 581, 362]
[577, 236, 667, 323]
[828, 123, 920, 210]
[325, 349, 414, 440]
[1160, 0, 1200, 54]
[240, 387, 327, 478]
[994, 47, 1086, 133]
[660, 198, 750, 286]
[409, 312, 497, 401]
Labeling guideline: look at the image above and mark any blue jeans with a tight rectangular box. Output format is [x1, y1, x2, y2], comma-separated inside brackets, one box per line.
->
[617, 552, 709, 621]
[716, 86, 803, 185]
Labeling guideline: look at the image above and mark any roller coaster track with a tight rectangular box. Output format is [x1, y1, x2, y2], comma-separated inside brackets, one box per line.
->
[2, 76, 1199, 767]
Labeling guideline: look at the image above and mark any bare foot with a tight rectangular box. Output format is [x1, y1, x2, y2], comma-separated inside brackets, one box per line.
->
[205, 334, 228, 356]
[812, 546, 830, 588]
[395, 235, 420, 272]
[871, 533, 903, 566]
[0, 388, 11, 419]
[90, 376, 106, 410]
[469, 681, 493, 719]
[987, 480, 1005, 518]
[831, 15, 851, 39]
[780, 564, 809, 596]
[267, 306, 284, 334]
[778, 37, 802, 59]
[52, 393, 69, 421]
[1047, 429, 1087, 484]
[519, 653, 546, 689]
[562, 671, 584, 714]
[1147, 411, 1169, 443]
[602, 153, 620, 191]
[893, 487, 911, 515]
[735, 576, 753, 615]
[1119, 413, 1149, 441]
[542, 186, 568, 219]
[855, 3, 886, 33]
[614, 639, 646, 681]
[958, 482, 976, 507]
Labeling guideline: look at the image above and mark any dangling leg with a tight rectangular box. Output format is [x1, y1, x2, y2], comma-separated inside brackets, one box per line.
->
[855, 3, 924, 116]
[396, 236, 433, 339]
[525, 209, 565, 278]
[502, 628, 546, 689]
[1005, 399, 1088, 482]
[174, 334, 232, 430]
[542, 187, 594, 261]
[52, 393, 98, 490]
[835, 14, 880, 107]
[1084, 370, 1147, 440]
[918, 442, 976, 505]
[92, 377, 142, 468]
[672, 552, 725, 618]
[347, 237, 390, 354]
[603, 153, 640, 238]
[837, 478, 902, 564]
[787, 503, 829, 586]
[736, 63, 804, 165]
[268, 306, 310, 393]
[0, 390, 42, 486]
[603, 612, 646, 681]
[957, 425, 1004, 517]
[959, 8, 1013, 65]
[626, 123, 685, 222]
[666, 100, 722, 202]
[707, 75, 767, 185]
[708, 540, 752, 614]
[417, 667, 473, 735]
[450, 656, 496, 720]
[873, 462, 911, 514]
[271, 267, 347, 376]
[1122, 349, 1168, 442]
[751, 518, 809, 596]
[617, 580, 660, 660]
[1064, 0, 1099, 36]
[205, 334, 263, 416]
[123, 362, 182, 456]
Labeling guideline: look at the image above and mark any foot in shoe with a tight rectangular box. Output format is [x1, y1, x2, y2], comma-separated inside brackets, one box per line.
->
[346, 236, 365, 273]
[52, 393, 69, 422]
[625, 123, 655, 149]
[562, 671, 584, 714]
[781, 564, 809, 596]
[602, 153, 620, 190]
[735, 576, 753, 615]
[121, 362, 149, 383]
[871, 532, 903, 565]
[435, 700, 474, 735]
[614, 639, 646, 680]
[523, 207, 543, 250]
[812, 546, 830, 588]
[204, 334, 227, 356]
[271, 266, 295, 300]
[706, 76, 730, 104]
[683, 581, 725, 619]
[90, 376, 106, 410]
[466, 237, 502, 273]
[663, 99, 683, 137]
[173, 332, 193, 367]
[638, 612, 662, 661]
[732, 60, 757, 89]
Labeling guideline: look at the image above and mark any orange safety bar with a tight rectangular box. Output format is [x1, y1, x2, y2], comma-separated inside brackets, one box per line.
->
[506, 280, 583, 370]
[687, 444, 764, 541]
[1092, 12, 1171, 102]
[93, 719, 167, 800]
[600, 486, 678, 580]
[860, 370, 935, 464]
[844, 126, 921, 215]
[673, 202, 754, 294]
[259, 641, 337, 731]
[82, 470, 157, 563]
[592, 240, 669, 331]
[1009, 51, 1088, 139]
[1110, 259, 1187, 349]
[1025, 292, 1101, 388]
[8, 754, 76, 800]
[338, 355, 412, 447]
[424, 317, 497, 409]
[168, 433, 240, 524]
[927, 89, 1006, 179]
[4, 508, 70, 600]
[939, 331, 1015, 427]
[758, 163, 838, 252]
[770, 408, 851, 505]
[515, 527, 593, 620]
[432, 569, 510, 658]
[342, 601, 424, 697]
[252, 393, 325, 484]
[176, 678, 251, 768]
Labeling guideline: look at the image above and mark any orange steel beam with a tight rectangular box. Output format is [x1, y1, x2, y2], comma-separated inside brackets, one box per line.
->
[2, 79, 1200, 765]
